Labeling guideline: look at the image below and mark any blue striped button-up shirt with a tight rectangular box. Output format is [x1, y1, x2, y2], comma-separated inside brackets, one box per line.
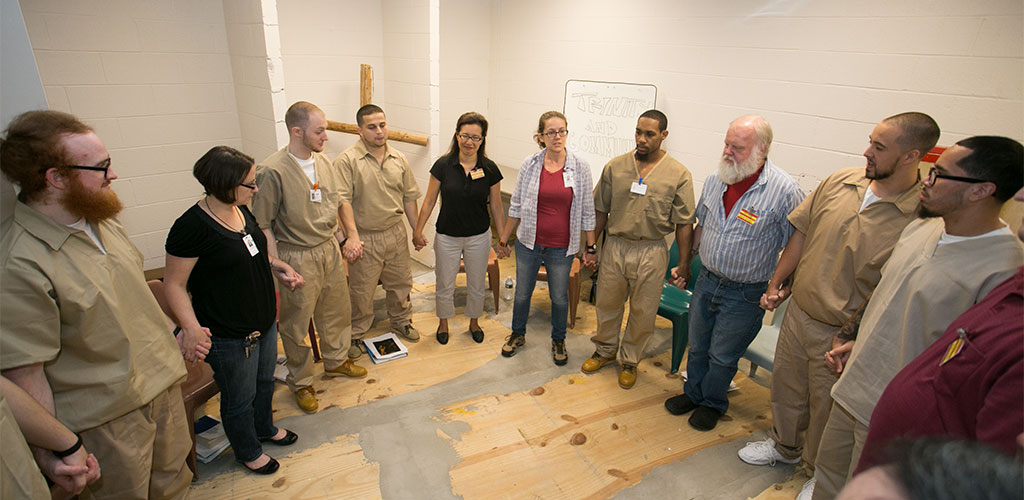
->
[508, 148, 596, 256]
[696, 158, 805, 283]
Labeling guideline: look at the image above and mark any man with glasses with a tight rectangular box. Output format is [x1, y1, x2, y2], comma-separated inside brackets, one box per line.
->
[0, 110, 192, 498]
[738, 112, 938, 500]
[335, 104, 423, 352]
[809, 136, 1024, 500]
[583, 110, 696, 390]
[251, 101, 367, 414]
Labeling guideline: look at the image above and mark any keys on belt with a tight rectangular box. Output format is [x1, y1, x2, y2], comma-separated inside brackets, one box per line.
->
[244, 331, 261, 358]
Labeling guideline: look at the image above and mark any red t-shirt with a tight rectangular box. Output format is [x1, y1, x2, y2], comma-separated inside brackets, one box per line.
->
[535, 167, 573, 248]
[722, 166, 763, 215]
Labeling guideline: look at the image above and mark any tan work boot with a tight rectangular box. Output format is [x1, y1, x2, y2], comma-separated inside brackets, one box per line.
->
[324, 359, 368, 378]
[295, 387, 318, 413]
[581, 351, 616, 373]
[618, 364, 637, 389]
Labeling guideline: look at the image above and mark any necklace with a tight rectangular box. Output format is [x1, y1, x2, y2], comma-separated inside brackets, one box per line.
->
[204, 198, 246, 235]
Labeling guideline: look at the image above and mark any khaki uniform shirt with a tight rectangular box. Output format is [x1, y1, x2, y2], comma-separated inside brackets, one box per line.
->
[0, 203, 186, 431]
[594, 152, 696, 240]
[251, 148, 343, 247]
[0, 393, 50, 500]
[789, 167, 920, 326]
[832, 218, 1022, 424]
[334, 140, 422, 232]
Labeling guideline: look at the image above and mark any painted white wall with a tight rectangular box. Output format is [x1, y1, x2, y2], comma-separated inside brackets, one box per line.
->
[17, 0, 244, 269]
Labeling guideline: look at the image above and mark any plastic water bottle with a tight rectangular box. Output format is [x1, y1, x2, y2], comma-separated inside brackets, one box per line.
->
[503, 276, 515, 302]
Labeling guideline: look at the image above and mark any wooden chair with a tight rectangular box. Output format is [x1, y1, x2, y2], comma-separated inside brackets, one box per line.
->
[458, 247, 502, 313]
[537, 257, 582, 329]
[146, 280, 220, 480]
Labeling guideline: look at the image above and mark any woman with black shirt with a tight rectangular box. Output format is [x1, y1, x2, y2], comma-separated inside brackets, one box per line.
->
[413, 112, 506, 345]
[164, 146, 305, 474]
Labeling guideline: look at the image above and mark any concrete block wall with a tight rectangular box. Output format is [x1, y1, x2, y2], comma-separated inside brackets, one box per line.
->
[19, 0, 243, 269]
[223, 0, 283, 161]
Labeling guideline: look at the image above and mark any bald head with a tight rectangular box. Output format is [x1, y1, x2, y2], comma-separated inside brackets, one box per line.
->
[729, 115, 773, 156]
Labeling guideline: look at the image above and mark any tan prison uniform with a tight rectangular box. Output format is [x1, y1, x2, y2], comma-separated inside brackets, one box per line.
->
[768, 167, 920, 467]
[592, 152, 696, 365]
[335, 140, 422, 337]
[0, 393, 50, 500]
[251, 147, 351, 390]
[812, 219, 1023, 500]
[0, 202, 190, 500]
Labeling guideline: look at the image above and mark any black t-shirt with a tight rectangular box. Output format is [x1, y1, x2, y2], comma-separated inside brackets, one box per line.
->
[165, 204, 276, 339]
[430, 154, 503, 237]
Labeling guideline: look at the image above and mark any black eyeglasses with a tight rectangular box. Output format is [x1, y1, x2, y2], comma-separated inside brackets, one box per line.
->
[925, 166, 990, 186]
[45, 158, 112, 177]
[239, 181, 257, 190]
[542, 129, 569, 139]
[457, 133, 483, 143]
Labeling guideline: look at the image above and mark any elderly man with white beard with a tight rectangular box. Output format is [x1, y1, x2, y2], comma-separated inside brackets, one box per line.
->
[664, 115, 804, 431]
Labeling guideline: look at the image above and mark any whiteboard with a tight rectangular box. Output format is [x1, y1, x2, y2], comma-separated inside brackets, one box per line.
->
[563, 80, 657, 186]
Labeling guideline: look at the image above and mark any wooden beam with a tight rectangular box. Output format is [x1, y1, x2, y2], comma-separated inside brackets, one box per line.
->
[360, 64, 373, 106]
[327, 119, 429, 147]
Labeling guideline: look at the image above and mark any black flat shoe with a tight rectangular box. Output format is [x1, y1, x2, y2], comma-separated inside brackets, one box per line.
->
[437, 329, 449, 345]
[241, 456, 279, 474]
[470, 327, 484, 343]
[688, 406, 722, 431]
[260, 429, 297, 446]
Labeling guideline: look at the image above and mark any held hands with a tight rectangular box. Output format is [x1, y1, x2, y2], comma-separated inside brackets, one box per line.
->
[412, 232, 428, 251]
[272, 261, 305, 290]
[343, 237, 364, 262]
[824, 334, 855, 374]
[760, 284, 790, 311]
[582, 251, 598, 270]
[495, 241, 511, 259]
[669, 265, 690, 290]
[35, 446, 101, 495]
[177, 326, 212, 363]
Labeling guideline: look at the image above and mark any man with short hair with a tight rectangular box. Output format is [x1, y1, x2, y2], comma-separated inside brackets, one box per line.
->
[737, 112, 940, 500]
[663, 115, 804, 431]
[581, 109, 696, 389]
[0, 110, 192, 499]
[336, 104, 423, 352]
[251, 101, 367, 414]
[811, 136, 1024, 500]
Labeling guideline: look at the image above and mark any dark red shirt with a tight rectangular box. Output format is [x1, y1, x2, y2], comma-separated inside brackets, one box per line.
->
[535, 167, 573, 248]
[722, 165, 764, 215]
[855, 268, 1024, 474]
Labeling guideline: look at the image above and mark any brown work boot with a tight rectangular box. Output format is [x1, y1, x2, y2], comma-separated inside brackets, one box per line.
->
[294, 387, 318, 413]
[581, 351, 615, 373]
[618, 364, 637, 389]
[324, 359, 368, 378]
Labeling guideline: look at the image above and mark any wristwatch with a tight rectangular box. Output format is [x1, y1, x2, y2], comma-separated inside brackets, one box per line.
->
[585, 244, 597, 254]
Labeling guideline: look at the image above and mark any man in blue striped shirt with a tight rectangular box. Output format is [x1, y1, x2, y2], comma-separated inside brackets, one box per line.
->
[664, 115, 804, 431]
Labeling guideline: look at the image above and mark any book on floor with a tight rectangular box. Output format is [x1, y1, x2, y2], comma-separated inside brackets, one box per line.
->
[362, 332, 409, 364]
[194, 415, 231, 463]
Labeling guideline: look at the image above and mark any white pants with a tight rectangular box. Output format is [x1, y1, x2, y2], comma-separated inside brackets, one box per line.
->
[434, 231, 492, 319]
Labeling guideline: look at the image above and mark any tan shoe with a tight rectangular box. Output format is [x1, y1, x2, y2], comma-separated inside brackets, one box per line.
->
[581, 352, 616, 373]
[295, 387, 318, 413]
[324, 359, 368, 378]
[618, 364, 637, 389]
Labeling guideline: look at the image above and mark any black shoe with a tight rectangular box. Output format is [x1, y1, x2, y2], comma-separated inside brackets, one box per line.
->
[470, 327, 484, 343]
[664, 393, 698, 415]
[241, 456, 280, 474]
[437, 329, 449, 345]
[688, 406, 722, 431]
[259, 429, 297, 446]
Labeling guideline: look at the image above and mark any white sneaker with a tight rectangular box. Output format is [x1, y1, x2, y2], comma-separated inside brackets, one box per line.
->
[796, 477, 815, 500]
[737, 438, 801, 466]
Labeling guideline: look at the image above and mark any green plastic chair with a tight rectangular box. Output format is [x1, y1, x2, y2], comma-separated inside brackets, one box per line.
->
[660, 243, 701, 373]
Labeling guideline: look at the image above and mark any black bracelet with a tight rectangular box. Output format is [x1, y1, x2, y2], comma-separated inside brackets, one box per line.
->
[53, 433, 83, 459]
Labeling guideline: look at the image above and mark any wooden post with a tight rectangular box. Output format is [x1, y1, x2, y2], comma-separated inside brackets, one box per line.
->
[327, 120, 429, 146]
[360, 64, 372, 106]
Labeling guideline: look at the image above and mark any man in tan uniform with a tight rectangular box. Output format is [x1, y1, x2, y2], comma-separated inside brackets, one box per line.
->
[0, 110, 191, 499]
[251, 101, 367, 414]
[811, 136, 1024, 500]
[581, 110, 696, 390]
[736, 112, 939, 500]
[336, 104, 423, 354]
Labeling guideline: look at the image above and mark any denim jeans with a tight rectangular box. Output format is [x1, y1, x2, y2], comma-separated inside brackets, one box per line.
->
[684, 268, 768, 414]
[511, 240, 575, 340]
[205, 323, 280, 462]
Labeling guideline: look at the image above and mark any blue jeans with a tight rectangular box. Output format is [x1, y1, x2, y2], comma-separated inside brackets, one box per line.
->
[684, 268, 768, 414]
[512, 240, 575, 340]
[205, 323, 280, 462]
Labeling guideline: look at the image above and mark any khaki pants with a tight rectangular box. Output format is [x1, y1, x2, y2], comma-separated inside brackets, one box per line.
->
[79, 384, 191, 500]
[277, 238, 351, 390]
[811, 403, 868, 500]
[592, 235, 667, 366]
[348, 222, 414, 338]
[767, 299, 840, 467]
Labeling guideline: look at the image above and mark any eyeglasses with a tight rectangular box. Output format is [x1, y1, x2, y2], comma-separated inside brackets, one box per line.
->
[239, 180, 257, 190]
[542, 129, 568, 139]
[924, 167, 990, 186]
[57, 158, 112, 177]
[457, 133, 483, 143]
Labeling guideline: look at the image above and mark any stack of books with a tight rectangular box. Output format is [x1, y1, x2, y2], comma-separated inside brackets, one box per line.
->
[194, 415, 231, 463]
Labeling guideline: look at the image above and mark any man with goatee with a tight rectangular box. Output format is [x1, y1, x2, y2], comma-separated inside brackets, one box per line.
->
[0, 110, 193, 498]
[663, 115, 803, 431]
[735, 112, 939, 500]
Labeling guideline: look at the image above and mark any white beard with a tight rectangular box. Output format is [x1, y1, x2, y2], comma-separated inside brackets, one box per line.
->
[717, 153, 763, 185]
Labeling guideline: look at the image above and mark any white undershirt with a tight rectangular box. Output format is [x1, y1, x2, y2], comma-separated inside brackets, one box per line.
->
[67, 218, 106, 254]
[289, 152, 317, 185]
[937, 223, 1012, 247]
[859, 184, 882, 213]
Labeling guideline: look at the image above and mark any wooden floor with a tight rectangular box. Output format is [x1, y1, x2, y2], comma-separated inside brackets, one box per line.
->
[189, 265, 798, 499]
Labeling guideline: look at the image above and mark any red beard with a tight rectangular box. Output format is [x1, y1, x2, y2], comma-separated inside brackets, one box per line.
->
[61, 174, 123, 222]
